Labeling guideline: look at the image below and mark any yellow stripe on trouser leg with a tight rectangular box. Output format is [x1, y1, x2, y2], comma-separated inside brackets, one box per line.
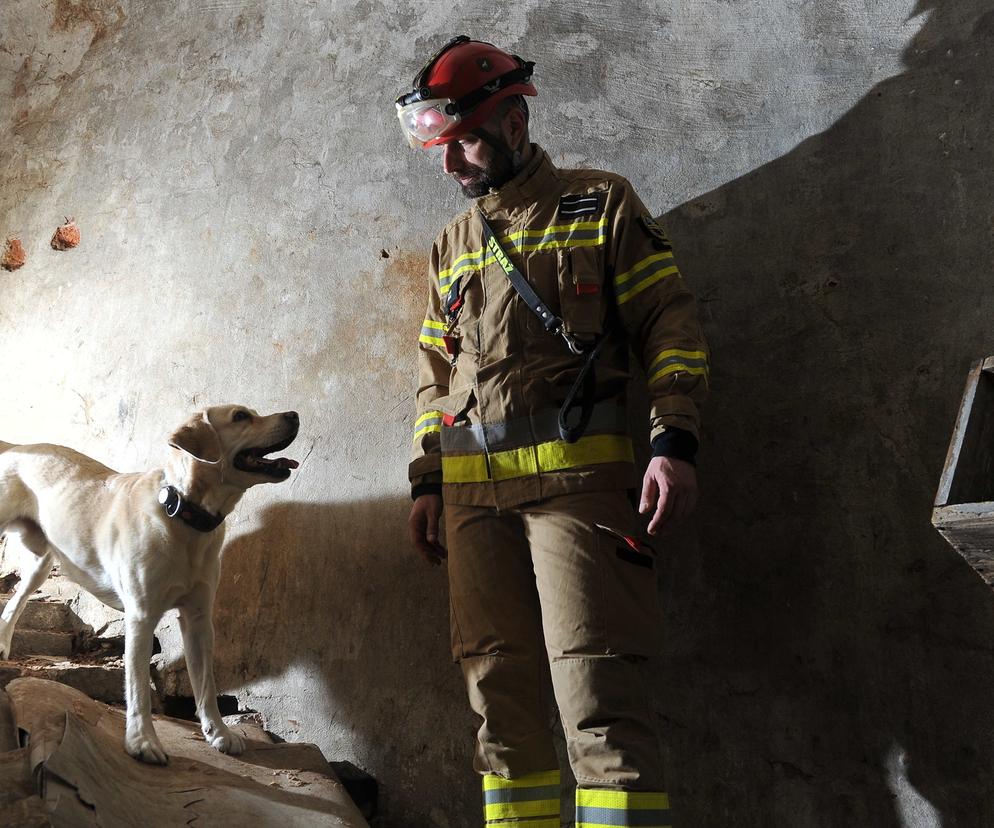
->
[483, 770, 561, 825]
[575, 788, 672, 827]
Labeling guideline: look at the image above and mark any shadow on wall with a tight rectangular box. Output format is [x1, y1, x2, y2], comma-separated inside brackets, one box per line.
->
[207, 497, 478, 827]
[660, 2, 994, 826]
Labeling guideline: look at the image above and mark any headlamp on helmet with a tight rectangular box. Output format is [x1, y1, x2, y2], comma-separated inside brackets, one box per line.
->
[396, 35, 536, 150]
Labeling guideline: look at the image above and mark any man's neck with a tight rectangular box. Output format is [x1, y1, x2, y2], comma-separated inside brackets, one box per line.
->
[515, 140, 534, 171]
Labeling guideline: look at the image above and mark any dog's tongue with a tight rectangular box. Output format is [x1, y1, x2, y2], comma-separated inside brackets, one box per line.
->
[276, 458, 299, 470]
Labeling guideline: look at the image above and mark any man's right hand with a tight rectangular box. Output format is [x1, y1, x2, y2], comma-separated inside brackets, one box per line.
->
[409, 494, 446, 565]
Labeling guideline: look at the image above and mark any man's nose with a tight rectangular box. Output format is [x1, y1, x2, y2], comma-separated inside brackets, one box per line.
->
[442, 142, 463, 174]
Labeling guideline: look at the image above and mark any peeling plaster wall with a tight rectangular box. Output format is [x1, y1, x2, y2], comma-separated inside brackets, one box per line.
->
[1, 1, 993, 826]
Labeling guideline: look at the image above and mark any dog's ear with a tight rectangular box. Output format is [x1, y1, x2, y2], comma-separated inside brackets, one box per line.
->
[168, 411, 222, 463]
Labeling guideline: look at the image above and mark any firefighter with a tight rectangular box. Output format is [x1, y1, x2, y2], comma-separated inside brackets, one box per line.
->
[398, 36, 708, 828]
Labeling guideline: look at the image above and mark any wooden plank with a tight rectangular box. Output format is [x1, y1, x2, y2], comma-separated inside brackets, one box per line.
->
[932, 358, 994, 584]
[935, 359, 983, 507]
[6, 678, 369, 827]
[937, 360, 994, 507]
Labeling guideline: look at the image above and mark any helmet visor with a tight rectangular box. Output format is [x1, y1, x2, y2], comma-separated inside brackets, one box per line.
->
[396, 98, 461, 149]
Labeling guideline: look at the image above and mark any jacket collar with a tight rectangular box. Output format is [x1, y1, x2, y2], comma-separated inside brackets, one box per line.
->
[476, 144, 555, 216]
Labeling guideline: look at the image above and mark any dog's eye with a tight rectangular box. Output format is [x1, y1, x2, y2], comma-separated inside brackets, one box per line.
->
[232, 411, 250, 422]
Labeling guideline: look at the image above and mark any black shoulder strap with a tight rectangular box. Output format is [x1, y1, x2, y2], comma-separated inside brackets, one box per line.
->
[478, 208, 606, 443]
[478, 208, 584, 354]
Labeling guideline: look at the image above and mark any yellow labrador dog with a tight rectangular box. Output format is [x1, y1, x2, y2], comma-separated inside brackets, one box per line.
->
[0, 405, 299, 764]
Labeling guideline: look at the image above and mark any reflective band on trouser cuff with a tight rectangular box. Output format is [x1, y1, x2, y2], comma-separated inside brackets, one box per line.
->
[412, 410, 442, 443]
[647, 348, 709, 385]
[614, 252, 679, 305]
[575, 788, 672, 828]
[419, 318, 446, 347]
[484, 770, 561, 825]
[442, 434, 634, 484]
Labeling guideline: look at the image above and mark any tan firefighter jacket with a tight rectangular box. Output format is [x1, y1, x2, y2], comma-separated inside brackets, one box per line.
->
[410, 145, 708, 509]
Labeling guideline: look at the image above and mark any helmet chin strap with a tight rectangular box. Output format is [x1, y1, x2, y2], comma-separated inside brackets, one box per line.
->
[472, 126, 524, 175]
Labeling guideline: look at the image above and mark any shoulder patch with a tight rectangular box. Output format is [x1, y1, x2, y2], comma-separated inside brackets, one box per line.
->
[558, 192, 603, 219]
[639, 213, 673, 251]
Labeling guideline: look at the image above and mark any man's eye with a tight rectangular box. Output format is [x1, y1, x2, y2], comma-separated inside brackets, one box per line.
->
[233, 411, 250, 422]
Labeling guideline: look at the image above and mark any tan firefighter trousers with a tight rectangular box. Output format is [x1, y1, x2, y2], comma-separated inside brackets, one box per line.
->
[446, 489, 666, 790]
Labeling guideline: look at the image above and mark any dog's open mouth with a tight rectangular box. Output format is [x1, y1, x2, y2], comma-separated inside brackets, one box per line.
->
[234, 435, 299, 480]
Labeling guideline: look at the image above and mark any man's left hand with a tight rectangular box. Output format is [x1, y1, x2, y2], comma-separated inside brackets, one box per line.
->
[639, 456, 698, 535]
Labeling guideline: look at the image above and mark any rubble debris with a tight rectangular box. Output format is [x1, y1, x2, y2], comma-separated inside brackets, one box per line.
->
[50, 217, 80, 250]
[1, 238, 26, 271]
[3, 678, 369, 826]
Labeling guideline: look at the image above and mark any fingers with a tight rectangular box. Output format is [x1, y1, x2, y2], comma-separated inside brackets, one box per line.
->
[416, 540, 443, 565]
[425, 502, 441, 548]
[409, 498, 447, 566]
[643, 459, 699, 535]
[639, 471, 658, 515]
[647, 482, 676, 535]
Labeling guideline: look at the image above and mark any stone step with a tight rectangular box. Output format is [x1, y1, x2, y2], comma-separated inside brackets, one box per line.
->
[0, 595, 75, 632]
[10, 628, 74, 658]
[0, 658, 127, 706]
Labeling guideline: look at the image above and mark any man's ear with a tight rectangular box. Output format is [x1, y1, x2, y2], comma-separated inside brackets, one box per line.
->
[502, 105, 528, 152]
[168, 410, 222, 463]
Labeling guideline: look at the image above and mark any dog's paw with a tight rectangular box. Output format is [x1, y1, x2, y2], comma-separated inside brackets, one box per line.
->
[209, 726, 245, 756]
[125, 731, 169, 765]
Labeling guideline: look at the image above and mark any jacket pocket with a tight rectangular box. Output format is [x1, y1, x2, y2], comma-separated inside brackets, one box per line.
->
[439, 387, 485, 455]
[437, 386, 475, 422]
[558, 246, 605, 338]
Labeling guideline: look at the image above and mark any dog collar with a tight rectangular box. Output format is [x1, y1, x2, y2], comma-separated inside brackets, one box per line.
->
[158, 485, 225, 533]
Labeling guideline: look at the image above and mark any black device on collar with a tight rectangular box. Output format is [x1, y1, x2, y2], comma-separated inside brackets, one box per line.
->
[157, 485, 225, 533]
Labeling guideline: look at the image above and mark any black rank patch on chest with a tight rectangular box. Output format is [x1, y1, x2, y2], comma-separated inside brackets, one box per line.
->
[558, 192, 604, 219]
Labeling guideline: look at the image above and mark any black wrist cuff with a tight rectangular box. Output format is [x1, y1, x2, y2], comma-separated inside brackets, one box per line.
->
[651, 427, 699, 465]
[411, 482, 443, 501]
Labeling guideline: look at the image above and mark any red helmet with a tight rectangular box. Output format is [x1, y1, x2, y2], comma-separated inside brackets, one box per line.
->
[396, 36, 536, 149]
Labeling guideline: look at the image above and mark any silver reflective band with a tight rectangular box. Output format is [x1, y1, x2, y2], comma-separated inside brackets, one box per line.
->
[440, 401, 628, 454]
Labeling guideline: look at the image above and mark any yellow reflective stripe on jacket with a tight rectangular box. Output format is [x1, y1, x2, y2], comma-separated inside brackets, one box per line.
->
[483, 771, 561, 824]
[439, 250, 493, 293]
[575, 788, 671, 828]
[438, 216, 608, 293]
[514, 215, 607, 253]
[442, 434, 634, 484]
[419, 318, 446, 347]
[614, 251, 679, 305]
[412, 410, 443, 443]
[648, 348, 709, 385]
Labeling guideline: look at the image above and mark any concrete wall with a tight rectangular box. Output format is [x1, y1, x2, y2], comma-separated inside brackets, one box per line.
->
[1, 0, 992, 825]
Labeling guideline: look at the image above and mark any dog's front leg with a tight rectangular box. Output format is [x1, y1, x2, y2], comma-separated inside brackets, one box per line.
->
[123, 611, 168, 764]
[179, 603, 245, 755]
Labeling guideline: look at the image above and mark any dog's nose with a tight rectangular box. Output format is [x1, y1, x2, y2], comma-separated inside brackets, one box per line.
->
[284, 411, 299, 423]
